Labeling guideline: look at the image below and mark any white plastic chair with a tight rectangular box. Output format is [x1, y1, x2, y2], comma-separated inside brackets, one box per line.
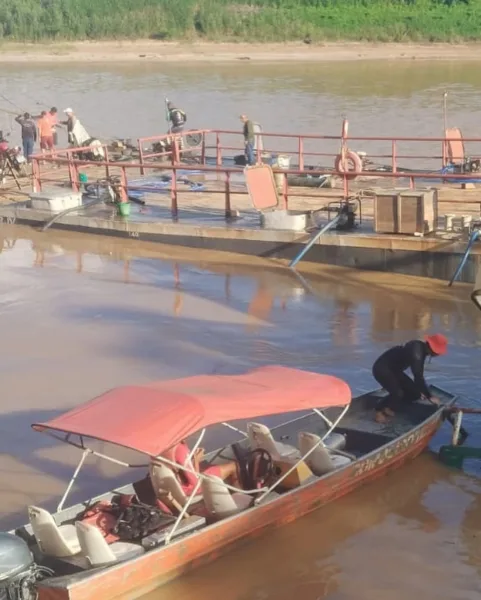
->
[75, 521, 144, 567]
[201, 476, 252, 521]
[28, 505, 80, 557]
[298, 432, 352, 476]
[149, 460, 202, 508]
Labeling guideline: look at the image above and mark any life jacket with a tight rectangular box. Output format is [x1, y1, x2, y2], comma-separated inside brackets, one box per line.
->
[170, 108, 186, 127]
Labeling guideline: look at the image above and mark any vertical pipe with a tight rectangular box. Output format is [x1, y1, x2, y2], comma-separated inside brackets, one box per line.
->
[104, 146, 110, 179]
[71, 158, 80, 193]
[298, 137, 304, 171]
[171, 166, 178, 218]
[443, 91, 448, 168]
[216, 133, 222, 167]
[32, 156, 41, 192]
[138, 139, 145, 175]
[120, 166, 128, 202]
[201, 133, 206, 165]
[282, 172, 288, 210]
[171, 138, 179, 166]
[225, 171, 231, 218]
[410, 176, 414, 190]
[392, 140, 397, 174]
[452, 411, 463, 446]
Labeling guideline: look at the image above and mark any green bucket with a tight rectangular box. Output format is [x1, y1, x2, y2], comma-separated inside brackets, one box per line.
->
[79, 172, 88, 184]
[118, 202, 131, 217]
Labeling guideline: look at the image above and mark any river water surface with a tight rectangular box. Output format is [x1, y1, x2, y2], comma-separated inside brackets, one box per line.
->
[1, 59, 481, 599]
[2, 59, 481, 166]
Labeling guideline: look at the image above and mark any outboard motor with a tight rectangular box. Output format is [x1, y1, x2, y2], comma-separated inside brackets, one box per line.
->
[0, 533, 52, 600]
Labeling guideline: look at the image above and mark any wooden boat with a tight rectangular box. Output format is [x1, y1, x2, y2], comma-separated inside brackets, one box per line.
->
[2, 366, 456, 600]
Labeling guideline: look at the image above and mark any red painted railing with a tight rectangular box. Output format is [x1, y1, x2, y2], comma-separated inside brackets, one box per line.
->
[136, 127, 481, 175]
[29, 156, 481, 221]
[28, 123, 481, 220]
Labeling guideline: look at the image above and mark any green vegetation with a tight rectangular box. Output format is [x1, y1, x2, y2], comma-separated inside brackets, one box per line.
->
[1, 0, 481, 43]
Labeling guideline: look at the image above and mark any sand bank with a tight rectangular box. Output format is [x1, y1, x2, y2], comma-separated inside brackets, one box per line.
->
[1, 41, 481, 64]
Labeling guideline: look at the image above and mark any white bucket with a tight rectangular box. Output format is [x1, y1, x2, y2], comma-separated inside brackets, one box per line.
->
[462, 215, 472, 230]
[276, 155, 291, 169]
[444, 214, 455, 231]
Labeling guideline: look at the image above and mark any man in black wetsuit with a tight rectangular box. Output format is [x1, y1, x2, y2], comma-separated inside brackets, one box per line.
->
[372, 334, 448, 423]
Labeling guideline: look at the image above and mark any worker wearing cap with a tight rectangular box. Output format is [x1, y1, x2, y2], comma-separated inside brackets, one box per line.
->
[372, 334, 448, 423]
[61, 108, 77, 145]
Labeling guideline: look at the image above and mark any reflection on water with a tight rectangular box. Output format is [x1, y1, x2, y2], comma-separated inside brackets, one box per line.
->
[0, 227, 480, 599]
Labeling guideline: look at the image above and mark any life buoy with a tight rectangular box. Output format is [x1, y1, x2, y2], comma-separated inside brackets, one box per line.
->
[334, 150, 363, 180]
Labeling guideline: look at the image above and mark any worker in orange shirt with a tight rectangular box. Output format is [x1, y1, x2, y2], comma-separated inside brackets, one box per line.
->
[37, 111, 54, 155]
[47, 107, 59, 147]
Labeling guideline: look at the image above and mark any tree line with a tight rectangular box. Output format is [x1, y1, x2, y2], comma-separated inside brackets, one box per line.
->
[0, 0, 479, 42]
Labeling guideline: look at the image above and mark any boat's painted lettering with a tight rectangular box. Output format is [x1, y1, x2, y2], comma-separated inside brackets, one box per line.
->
[354, 426, 428, 477]
[128, 230, 139, 238]
[0, 216, 16, 225]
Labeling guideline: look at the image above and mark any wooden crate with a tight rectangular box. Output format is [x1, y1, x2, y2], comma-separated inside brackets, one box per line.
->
[374, 188, 438, 235]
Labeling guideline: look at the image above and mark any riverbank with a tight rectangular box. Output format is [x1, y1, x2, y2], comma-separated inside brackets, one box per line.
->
[2, 41, 481, 63]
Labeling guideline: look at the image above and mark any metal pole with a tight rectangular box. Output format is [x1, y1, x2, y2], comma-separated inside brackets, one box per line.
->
[56, 449, 90, 511]
[452, 411, 463, 446]
[443, 91, 448, 133]
[443, 91, 448, 167]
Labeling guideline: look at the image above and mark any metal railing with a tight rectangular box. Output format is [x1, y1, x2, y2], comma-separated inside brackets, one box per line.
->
[28, 123, 481, 220]
[136, 126, 481, 175]
[28, 158, 481, 222]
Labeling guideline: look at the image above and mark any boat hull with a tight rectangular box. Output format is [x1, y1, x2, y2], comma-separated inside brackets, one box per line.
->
[37, 408, 443, 600]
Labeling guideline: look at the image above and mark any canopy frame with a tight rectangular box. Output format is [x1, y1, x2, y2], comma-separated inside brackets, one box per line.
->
[49, 405, 350, 529]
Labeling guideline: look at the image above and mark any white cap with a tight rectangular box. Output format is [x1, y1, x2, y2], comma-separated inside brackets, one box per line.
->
[63, 108, 73, 113]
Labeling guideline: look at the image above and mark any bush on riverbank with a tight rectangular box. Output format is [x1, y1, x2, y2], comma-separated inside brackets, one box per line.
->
[1, 0, 481, 42]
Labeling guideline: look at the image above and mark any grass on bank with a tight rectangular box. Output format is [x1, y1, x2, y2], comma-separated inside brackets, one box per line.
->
[1, 0, 481, 43]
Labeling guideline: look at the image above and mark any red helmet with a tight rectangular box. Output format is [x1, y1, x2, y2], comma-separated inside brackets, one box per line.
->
[424, 334, 448, 356]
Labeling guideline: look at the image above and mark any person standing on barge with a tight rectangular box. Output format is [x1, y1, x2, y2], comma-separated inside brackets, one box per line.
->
[240, 114, 255, 166]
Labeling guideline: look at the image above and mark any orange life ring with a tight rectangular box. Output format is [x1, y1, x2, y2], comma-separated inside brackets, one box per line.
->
[334, 150, 362, 180]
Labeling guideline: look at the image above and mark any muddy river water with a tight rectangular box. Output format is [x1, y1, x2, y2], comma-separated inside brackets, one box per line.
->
[1, 60, 481, 599]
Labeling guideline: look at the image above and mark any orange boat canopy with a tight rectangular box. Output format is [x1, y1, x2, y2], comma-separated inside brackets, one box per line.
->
[32, 366, 351, 457]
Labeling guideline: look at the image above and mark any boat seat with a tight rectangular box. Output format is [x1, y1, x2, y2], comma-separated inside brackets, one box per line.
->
[247, 422, 345, 461]
[75, 521, 144, 568]
[322, 432, 346, 452]
[247, 422, 300, 461]
[149, 460, 202, 510]
[201, 475, 253, 521]
[298, 432, 352, 476]
[28, 506, 81, 558]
